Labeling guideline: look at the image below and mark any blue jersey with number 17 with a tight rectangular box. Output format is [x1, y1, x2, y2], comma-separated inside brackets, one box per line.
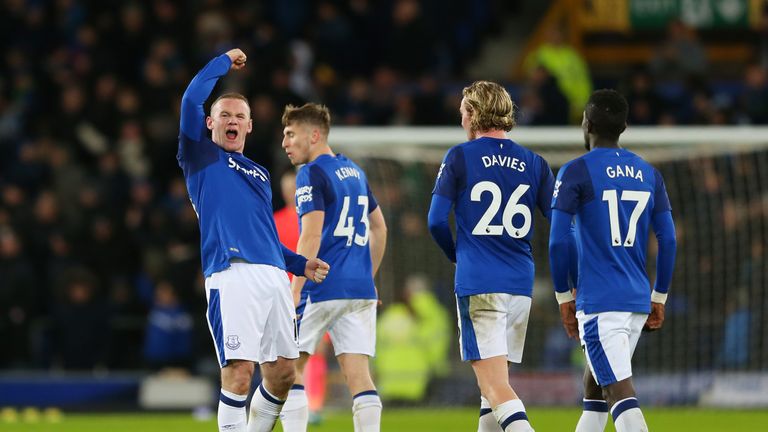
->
[551, 148, 672, 314]
[433, 137, 555, 297]
[295, 154, 378, 302]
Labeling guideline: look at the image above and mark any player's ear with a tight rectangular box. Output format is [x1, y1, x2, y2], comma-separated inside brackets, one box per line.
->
[246, 118, 253, 134]
[619, 122, 627, 134]
[311, 128, 320, 144]
[206, 116, 214, 130]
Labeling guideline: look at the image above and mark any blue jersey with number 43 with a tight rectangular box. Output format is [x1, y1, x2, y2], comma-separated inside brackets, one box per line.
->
[295, 154, 378, 302]
[433, 137, 555, 297]
[551, 148, 671, 313]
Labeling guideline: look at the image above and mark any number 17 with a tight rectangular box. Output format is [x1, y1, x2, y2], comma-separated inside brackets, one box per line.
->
[602, 189, 650, 247]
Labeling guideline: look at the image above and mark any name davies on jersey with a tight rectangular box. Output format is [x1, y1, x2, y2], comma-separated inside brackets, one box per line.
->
[482, 154, 526, 172]
[606, 164, 644, 182]
[335, 166, 361, 181]
[228, 157, 267, 182]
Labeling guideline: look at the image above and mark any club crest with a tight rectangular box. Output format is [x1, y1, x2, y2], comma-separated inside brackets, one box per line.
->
[225, 335, 241, 350]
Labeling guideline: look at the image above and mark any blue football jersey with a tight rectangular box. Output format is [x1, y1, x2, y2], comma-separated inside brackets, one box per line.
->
[178, 54, 287, 277]
[551, 147, 672, 314]
[295, 154, 378, 302]
[432, 137, 555, 297]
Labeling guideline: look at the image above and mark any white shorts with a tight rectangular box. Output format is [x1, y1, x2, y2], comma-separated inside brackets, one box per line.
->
[576, 310, 648, 386]
[456, 293, 531, 362]
[205, 262, 299, 367]
[297, 298, 377, 357]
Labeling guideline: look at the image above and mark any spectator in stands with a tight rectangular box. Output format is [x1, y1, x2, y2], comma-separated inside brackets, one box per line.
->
[739, 64, 768, 124]
[650, 19, 708, 82]
[385, 0, 436, 78]
[0, 227, 38, 367]
[523, 24, 592, 123]
[143, 281, 194, 371]
[51, 268, 110, 370]
[623, 68, 663, 126]
[518, 66, 569, 125]
[715, 290, 751, 369]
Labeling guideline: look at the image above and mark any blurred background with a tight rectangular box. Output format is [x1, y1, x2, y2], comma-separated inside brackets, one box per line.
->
[1, 0, 767, 418]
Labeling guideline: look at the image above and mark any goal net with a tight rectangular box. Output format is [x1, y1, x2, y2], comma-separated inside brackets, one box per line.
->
[330, 126, 768, 380]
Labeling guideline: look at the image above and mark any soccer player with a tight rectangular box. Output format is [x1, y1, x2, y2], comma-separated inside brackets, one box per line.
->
[279, 103, 387, 432]
[548, 89, 677, 432]
[428, 81, 555, 432]
[272, 167, 331, 423]
[178, 49, 330, 432]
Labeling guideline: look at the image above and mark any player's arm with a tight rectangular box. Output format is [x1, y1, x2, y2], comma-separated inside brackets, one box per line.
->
[538, 158, 579, 286]
[549, 209, 578, 339]
[290, 211, 325, 305]
[428, 147, 463, 263]
[549, 160, 589, 339]
[280, 244, 308, 276]
[368, 206, 387, 277]
[646, 170, 677, 330]
[651, 211, 676, 303]
[549, 209, 575, 299]
[645, 210, 676, 330]
[179, 49, 245, 142]
[428, 194, 456, 263]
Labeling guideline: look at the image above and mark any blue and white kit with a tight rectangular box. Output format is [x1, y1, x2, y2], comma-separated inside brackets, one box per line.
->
[178, 54, 307, 366]
[549, 147, 676, 385]
[429, 137, 555, 361]
[294, 154, 379, 356]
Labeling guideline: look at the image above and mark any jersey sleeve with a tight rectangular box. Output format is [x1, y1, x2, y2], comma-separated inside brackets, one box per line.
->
[295, 165, 327, 217]
[537, 156, 556, 219]
[653, 168, 672, 213]
[281, 244, 308, 276]
[432, 146, 466, 201]
[179, 54, 231, 143]
[366, 182, 379, 213]
[548, 209, 574, 293]
[177, 54, 231, 172]
[428, 194, 456, 263]
[551, 158, 593, 215]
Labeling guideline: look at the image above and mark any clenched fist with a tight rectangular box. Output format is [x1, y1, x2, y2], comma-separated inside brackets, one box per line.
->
[225, 48, 247, 70]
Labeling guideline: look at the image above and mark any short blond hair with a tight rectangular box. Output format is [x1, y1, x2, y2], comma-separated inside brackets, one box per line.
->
[281, 103, 331, 136]
[462, 81, 516, 132]
[211, 92, 250, 116]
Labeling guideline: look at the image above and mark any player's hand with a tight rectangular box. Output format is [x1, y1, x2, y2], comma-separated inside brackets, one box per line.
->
[304, 258, 329, 284]
[374, 286, 383, 307]
[559, 301, 579, 340]
[644, 302, 665, 332]
[225, 48, 247, 70]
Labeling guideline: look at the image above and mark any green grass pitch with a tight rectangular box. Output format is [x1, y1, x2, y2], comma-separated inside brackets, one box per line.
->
[2, 407, 767, 431]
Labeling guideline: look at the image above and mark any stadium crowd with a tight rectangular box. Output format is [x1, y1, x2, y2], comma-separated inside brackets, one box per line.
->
[1, 0, 767, 373]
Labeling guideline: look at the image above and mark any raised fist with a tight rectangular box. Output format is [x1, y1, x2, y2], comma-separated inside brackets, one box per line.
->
[225, 49, 247, 70]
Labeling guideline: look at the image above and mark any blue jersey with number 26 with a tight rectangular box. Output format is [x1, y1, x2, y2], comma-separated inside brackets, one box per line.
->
[433, 137, 554, 297]
[551, 148, 671, 314]
[295, 154, 378, 302]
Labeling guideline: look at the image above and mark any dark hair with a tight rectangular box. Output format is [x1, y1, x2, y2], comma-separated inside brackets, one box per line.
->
[585, 89, 628, 140]
[281, 103, 331, 136]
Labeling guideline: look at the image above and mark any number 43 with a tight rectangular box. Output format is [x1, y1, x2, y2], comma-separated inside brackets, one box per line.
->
[333, 196, 370, 246]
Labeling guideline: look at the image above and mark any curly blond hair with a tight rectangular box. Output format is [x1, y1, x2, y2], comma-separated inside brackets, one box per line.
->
[462, 81, 516, 132]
